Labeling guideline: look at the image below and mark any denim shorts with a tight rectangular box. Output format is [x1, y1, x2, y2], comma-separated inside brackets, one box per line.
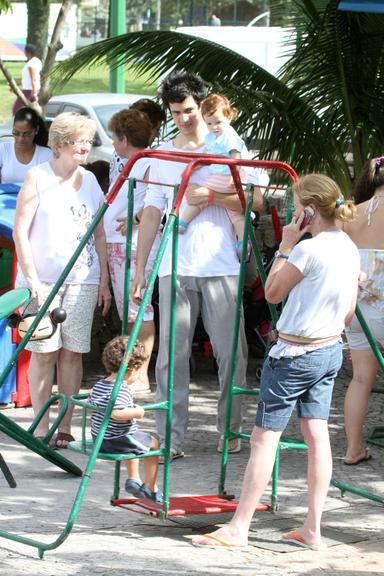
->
[255, 342, 343, 431]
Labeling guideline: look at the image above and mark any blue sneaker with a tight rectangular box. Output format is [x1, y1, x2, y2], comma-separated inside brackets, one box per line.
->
[125, 478, 144, 498]
[139, 484, 164, 504]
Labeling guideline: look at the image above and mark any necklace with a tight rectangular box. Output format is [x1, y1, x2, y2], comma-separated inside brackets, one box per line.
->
[366, 195, 384, 225]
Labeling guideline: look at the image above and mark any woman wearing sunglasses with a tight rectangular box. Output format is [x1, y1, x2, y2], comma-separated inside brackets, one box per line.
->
[0, 107, 52, 184]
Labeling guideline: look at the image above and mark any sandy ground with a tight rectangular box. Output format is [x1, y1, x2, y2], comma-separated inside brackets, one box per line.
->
[0, 352, 383, 575]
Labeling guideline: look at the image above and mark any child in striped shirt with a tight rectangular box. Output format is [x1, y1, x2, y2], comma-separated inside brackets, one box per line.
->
[90, 336, 162, 504]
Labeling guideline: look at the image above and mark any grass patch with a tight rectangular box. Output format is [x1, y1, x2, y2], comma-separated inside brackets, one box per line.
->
[0, 62, 157, 123]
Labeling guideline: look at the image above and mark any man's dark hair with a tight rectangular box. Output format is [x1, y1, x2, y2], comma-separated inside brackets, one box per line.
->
[159, 71, 208, 110]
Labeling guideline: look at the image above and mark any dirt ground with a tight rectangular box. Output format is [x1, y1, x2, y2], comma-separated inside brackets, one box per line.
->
[0, 351, 383, 575]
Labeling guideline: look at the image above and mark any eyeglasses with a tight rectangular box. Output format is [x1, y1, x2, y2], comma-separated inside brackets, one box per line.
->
[65, 138, 94, 147]
[12, 130, 35, 138]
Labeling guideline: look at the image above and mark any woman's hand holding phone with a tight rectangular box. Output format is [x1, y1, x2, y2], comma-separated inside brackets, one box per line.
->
[279, 207, 314, 256]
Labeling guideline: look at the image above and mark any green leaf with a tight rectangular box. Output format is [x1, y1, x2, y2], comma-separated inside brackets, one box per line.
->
[54, 1, 384, 190]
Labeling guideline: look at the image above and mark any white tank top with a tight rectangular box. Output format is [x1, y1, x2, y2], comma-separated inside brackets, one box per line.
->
[19, 162, 104, 285]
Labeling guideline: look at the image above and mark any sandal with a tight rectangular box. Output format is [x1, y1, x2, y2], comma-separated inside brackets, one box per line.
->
[51, 432, 75, 450]
[158, 449, 185, 464]
[217, 437, 241, 454]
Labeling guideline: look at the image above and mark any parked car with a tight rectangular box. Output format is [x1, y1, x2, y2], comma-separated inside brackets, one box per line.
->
[45, 93, 156, 161]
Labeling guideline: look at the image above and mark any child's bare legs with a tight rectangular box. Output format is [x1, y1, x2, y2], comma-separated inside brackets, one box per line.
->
[142, 436, 160, 492]
[228, 209, 247, 260]
[234, 219, 245, 253]
[179, 204, 205, 234]
[125, 458, 141, 482]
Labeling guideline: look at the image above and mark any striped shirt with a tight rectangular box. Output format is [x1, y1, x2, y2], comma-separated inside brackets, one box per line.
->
[89, 378, 138, 439]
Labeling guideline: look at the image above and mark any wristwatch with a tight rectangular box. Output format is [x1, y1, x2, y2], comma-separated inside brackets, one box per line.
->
[274, 250, 289, 260]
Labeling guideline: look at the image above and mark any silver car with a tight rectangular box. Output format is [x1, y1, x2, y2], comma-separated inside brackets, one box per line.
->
[45, 92, 155, 161]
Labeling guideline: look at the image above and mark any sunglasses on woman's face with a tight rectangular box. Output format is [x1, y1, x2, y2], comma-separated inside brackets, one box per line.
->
[12, 130, 35, 138]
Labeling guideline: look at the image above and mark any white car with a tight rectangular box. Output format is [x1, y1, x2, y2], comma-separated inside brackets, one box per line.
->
[45, 93, 156, 161]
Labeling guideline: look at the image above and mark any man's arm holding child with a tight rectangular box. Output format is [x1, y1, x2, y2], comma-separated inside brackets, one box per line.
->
[186, 183, 263, 212]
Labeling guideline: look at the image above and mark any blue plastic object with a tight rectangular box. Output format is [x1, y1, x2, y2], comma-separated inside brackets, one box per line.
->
[0, 186, 21, 403]
[0, 191, 18, 241]
[338, 0, 384, 12]
[0, 319, 16, 404]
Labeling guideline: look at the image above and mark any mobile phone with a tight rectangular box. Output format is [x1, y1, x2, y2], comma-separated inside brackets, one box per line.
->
[300, 206, 315, 229]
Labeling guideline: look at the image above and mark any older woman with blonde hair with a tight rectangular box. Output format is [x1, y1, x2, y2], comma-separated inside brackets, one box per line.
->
[193, 174, 360, 551]
[13, 112, 111, 448]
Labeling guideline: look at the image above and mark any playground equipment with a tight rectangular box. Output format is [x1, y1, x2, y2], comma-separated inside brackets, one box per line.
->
[0, 150, 304, 557]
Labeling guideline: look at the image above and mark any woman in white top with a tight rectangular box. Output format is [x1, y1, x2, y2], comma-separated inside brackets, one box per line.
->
[0, 107, 52, 184]
[13, 44, 42, 115]
[13, 112, 111, 448]
[193, 174, 360, 550]
[343, 157, 384, 465]
[106, 108, 161, 392]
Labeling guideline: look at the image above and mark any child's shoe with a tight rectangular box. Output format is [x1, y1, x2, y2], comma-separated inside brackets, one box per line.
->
[236, 240, 252, 262]
[178, 220, 188, 234]
[124, 478, 144, 498]
[139, 484, 164, 504]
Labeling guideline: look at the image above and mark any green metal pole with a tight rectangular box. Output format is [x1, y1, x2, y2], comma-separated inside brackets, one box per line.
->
[122, 178, 135, 335]
[109, 0, 126, 93]
[219, 188, 254, 495]
[160, 207, 179, 517]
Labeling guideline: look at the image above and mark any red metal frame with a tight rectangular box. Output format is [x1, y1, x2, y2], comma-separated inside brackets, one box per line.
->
[106, 149, 299, 211]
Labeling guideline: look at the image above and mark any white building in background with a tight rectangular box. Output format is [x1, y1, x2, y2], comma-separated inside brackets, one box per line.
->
[0, 3, 77, 60]
[176, 26, 295, 76]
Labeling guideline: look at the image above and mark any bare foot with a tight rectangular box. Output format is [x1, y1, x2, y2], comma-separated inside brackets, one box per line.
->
[192, 526, 248, 548]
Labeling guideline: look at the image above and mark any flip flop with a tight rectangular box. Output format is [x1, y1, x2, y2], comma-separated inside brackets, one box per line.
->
[344, 447, 372, 466]
[52, 432, 75, 450]
[191, 533, 247, 549]
[282, 530, 327, 551]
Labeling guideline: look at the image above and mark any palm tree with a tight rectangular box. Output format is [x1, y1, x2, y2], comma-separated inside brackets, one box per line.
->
[54, 0, 384, 192]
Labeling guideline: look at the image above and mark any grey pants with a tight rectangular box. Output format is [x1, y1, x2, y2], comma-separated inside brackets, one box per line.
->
[155, 275, 248, 451]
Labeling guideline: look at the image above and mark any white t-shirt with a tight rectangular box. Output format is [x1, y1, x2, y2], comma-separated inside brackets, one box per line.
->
[104, 153, 150, 244]
[144, 140, 240, 278]
[271, 230, 360, 357]
[0, 141, 53, 184]
[22, 56, 42, 90]
[17, 162, 104, 285]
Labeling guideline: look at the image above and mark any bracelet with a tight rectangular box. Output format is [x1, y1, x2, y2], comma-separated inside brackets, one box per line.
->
[274, 250, 289, 260]
[208, 189, 214, 205]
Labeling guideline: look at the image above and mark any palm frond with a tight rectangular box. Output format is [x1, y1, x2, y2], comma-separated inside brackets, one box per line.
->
[52, 1, 384, 188]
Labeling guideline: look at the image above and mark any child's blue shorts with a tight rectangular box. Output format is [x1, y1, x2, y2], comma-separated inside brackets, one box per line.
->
[96, 429, 153, 455]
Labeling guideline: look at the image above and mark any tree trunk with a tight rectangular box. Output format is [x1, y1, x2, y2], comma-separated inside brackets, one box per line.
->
[0, 1, 73, 116]
[26, 0, 50, 60]
[0, 56, 42, 115]
[39, 0, 73, 106]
